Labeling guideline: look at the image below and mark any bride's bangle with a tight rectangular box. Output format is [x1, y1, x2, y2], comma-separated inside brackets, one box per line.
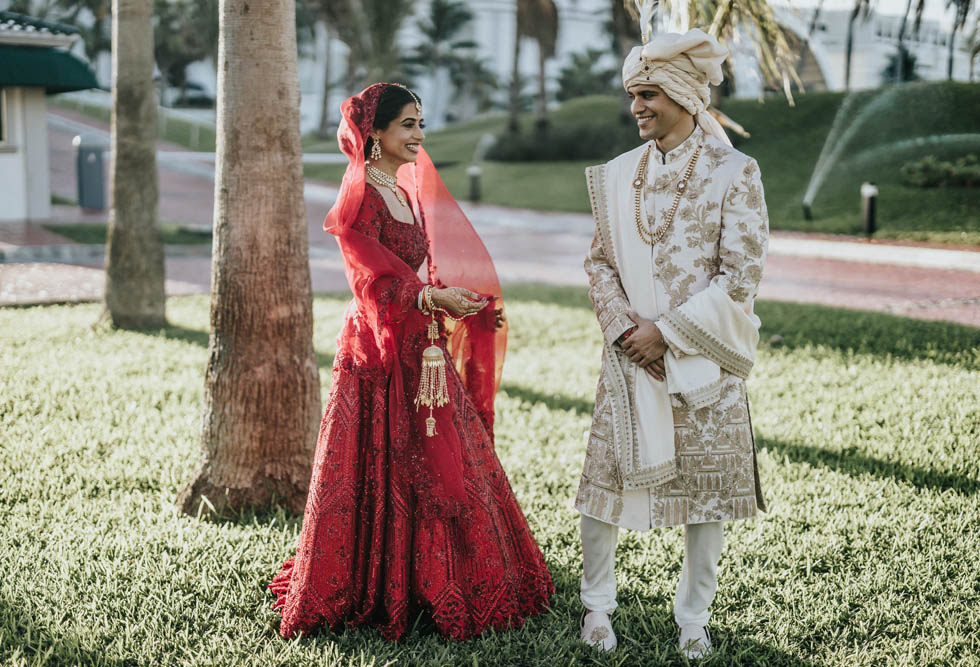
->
[418, 285, 435, 312]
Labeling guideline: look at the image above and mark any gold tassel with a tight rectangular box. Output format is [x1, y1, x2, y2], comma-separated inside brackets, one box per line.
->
[415, 313, 449, 437]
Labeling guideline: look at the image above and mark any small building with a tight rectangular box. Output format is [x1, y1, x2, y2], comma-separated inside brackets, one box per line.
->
[0, 11, 99, 222]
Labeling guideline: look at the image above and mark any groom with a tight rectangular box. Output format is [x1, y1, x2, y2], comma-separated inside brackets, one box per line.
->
[575, 29, 769, 659]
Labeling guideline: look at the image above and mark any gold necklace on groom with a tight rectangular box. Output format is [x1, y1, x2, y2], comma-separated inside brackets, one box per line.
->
[632, 144, 702, 246]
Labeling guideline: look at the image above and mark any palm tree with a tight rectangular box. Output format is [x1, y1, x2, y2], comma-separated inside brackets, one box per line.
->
[797, 0, 825, 75]
[296, 0, 337, 138]
[556, 48, 618, 101]
[316, 24, 337, 137]
[103, 0, 165, 329]
[966, 15, 980, 80]
[844, 0, 872, 90]
[618, 0, 803, 100]
[608, 0, 637, 123]
[881, 45, 920, 81]
[56, 0, 112, 64]
[947, 0, 975, 79]
[152, 0, 211, 105]
[509, 0, 559, 132]
[451, 55, 498, 121]
[177, 0, 321, 518]
[409, 0, 477, 129]
[319, 0, 414, 94]
[894, 0, 915, 82]
[508, 1, 527, 133]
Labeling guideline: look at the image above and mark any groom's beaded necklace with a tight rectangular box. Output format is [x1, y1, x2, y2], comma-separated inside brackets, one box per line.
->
[632, 143, 702, 246]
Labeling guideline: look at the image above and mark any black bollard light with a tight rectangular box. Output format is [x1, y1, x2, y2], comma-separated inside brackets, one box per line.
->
[467, 164, 482, 203]
[860, 182, 878, 237]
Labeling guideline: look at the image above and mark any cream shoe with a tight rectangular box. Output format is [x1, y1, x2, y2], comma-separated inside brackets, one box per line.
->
[580, 609, 617, 651]
[679, 624, 712, 659]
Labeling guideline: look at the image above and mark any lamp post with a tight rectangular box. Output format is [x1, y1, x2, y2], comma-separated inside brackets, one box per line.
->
[467, 164, 482, 203]
[861, 182, 878, 237]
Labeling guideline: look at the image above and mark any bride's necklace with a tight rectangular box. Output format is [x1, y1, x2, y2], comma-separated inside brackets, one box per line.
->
[632, 143, 702, 246]
[366, 164, 408, 208]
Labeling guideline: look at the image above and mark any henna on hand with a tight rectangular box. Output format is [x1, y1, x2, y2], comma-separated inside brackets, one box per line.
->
[431, 287, 488, 318]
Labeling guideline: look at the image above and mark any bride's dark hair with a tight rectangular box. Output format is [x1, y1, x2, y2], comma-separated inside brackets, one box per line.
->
[364, 85, 422, 159]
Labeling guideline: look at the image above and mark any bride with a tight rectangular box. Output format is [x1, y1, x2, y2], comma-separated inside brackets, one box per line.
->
[269, 83, 553, 641]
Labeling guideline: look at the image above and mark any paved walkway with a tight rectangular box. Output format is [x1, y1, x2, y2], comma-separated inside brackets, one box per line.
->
[1, 109, 978, 329]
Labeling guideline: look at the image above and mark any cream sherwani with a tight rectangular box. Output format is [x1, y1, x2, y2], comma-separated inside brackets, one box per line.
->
[575, 125, 768, 532]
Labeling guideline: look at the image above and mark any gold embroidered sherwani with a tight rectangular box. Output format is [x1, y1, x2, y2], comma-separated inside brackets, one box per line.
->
[575, 126, 768, 530]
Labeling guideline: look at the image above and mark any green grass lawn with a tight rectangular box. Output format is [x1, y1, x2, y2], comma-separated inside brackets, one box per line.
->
[305, 84, 980, 244]
[42, 223, 212, 246]
[51, 97, 217, 152]
[54, 84, 979, 244]
[724, 82, 980, 244]
[2, 288, 978, 665]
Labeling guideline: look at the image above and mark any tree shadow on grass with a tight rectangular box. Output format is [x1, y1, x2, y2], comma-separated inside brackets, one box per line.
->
[546, 568, 816, 666]
[503, 284, 596, 312]
[499, 382, 595, 415]
[758, 435, 980, 496]
[155, 324, 336, 368]
[756, 301, 980, 370]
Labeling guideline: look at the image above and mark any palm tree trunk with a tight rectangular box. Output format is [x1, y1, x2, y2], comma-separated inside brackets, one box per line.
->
[535, 46, 548, 130]
[797, 0, 825, 74]
[509, 26, 522, 132]
[177, 0, 321, 518]
[104, 0, 165, 329]
[317, 23, 333, 138]
[947, 28, 956, 80]
[896, 0, 913, 83]
[844, 2, 860, 90]
[611, 0, 634, 124]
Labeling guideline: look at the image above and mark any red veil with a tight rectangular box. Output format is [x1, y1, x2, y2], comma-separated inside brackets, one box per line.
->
[325, 83, 507, 515]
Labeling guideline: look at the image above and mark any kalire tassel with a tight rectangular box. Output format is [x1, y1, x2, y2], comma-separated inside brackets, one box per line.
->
[415, 317, 449, 437]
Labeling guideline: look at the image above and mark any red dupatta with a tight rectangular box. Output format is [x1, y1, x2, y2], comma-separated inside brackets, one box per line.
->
[325, 83, 507, 516]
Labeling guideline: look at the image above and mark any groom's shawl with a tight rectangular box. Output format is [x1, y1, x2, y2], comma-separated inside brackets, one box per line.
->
[577, 128, 769, 528]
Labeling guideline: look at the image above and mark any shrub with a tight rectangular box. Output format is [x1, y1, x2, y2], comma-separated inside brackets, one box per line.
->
[556, 49, 618, 102]
[900, 154, 979, 188]
[486, 121, 643, 162]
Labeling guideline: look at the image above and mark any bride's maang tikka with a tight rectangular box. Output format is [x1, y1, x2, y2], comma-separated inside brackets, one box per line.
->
[393, 83, 422, 115]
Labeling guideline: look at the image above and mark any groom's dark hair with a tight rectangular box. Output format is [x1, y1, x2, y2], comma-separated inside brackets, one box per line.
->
[364, 86, 423, 159]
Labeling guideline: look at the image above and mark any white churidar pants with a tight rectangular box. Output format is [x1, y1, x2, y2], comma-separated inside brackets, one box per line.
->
[580, 514, 724, 627]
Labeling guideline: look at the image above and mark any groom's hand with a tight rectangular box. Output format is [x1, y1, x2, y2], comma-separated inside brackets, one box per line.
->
[622, 311, 667, 381]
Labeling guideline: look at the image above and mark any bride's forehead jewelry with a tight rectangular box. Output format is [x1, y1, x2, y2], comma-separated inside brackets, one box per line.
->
[394, 83, 422, 115]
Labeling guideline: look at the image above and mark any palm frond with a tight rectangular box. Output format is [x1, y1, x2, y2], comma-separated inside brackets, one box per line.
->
[621, 0, 803, 100]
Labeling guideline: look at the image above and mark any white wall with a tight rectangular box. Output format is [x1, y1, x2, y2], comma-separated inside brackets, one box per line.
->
[0, 87, 30, 221]
[0, 87, 51, 222]
[23, 87, 51, 220]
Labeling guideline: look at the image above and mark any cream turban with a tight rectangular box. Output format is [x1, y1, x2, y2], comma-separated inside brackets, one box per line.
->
[622, 29, 728, 116]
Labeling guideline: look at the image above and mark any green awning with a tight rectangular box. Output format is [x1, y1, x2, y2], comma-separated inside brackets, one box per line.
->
[0, 44, 100, 94]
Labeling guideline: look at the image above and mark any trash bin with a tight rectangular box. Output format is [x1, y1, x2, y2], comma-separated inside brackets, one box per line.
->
[73, 134, 106, 211]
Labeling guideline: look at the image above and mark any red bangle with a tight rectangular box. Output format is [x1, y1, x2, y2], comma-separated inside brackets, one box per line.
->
[621, 325, 638, 341]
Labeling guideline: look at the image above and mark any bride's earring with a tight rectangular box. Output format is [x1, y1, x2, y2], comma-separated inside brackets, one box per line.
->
[370, 137, 382, 162]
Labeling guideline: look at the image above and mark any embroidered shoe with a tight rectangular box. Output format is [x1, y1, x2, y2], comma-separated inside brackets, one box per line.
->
[679, 624, 712, 659]
[580, 609, 617, 652]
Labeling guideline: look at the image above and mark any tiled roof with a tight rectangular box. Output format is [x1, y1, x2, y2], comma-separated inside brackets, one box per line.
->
[0, 11, 82, 38]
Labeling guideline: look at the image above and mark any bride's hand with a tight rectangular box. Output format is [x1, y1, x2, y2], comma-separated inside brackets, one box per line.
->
[430, 287, 487, 318]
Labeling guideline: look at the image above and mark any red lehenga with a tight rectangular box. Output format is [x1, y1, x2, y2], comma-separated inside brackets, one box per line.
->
[268, 84, 553, 642]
